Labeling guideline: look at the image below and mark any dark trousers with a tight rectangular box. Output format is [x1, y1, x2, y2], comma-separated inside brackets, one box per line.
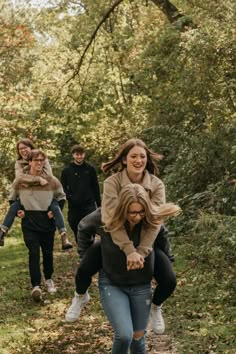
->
[75, 240, 102, 294]
[68, 204, 96, 242]
[75, 240, 176, 305]
[153, 247, 176, 305]
[23, 229, 55, 288]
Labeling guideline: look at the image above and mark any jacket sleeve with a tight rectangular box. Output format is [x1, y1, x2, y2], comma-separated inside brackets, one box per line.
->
[136, 225, 161, 257]
[78, 208, 102, 258]
[91, 167, 101, 207]
[41, 158, 53, 177]
[15, 161, 41, 185]
[150, 178, 166, 206]
[61, 168, 71, 201]
[15, 159, 52, 185]
[53, 178, 66, 202]
[102, 178, 136, 256]
[136, 178, 166, 256]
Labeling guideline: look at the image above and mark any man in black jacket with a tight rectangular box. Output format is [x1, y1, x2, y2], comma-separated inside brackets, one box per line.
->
[61, 144, 101, 242]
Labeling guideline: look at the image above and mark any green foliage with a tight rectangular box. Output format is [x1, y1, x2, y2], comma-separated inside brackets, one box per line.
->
[166, 212, 236, 353]
[0, 1, 236, 351]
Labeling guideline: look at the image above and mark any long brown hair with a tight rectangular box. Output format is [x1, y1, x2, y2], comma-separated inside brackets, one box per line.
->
[105, 184, 180, 232]
[16, 138, 36, 160]
[101, 138, 162, 175]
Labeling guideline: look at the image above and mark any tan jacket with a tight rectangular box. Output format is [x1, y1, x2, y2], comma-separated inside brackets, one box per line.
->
[14, 158, 52, 186]
[101, 169, 166, 256]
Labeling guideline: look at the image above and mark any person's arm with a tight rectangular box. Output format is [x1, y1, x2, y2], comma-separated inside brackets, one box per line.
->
[149, 177, 166, 206]
[91, 167, 101, 207]
[15, 160, 48, 186]
[61, 168, 72, 201]
[53, 178, 66, 209]
[41, 158, 53, 177]
[136, 225, 161, 257]
[102, 178, 137, 255]
[77, 208, 102, 257]
[136, 178, 166, 256]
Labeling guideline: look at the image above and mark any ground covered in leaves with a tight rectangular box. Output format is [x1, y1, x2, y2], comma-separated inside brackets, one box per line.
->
[1, 230, 235, 353]
[0, 235, 178, 354]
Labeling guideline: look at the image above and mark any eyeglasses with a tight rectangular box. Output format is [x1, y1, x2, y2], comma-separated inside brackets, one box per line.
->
[128, 211, 145, 217]
[32, 159, 45, 162]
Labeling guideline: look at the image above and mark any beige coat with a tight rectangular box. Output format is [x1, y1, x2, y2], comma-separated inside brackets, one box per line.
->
[101, 169, 166, 256]
[14, 158, 52, 185]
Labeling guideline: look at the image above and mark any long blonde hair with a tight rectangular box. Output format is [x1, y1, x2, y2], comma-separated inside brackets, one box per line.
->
[105, 184, 180, 232]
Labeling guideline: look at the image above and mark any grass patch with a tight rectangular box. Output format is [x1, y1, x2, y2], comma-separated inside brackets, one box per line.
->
[0, 232, 112, 354]
[1, 224, 235, 353]
[166, 238, 236, 353]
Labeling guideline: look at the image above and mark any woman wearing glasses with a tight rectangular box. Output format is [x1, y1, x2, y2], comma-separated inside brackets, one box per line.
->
[0, 138, 72, 250]
[99, 183, 180, 354]
[101, 138, 176, 333]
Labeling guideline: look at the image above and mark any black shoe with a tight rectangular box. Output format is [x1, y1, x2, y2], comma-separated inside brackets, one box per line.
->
[0, 229, 5, 247]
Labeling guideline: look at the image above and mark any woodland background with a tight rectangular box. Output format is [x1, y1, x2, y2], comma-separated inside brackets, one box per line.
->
[0, 0, 235, 353]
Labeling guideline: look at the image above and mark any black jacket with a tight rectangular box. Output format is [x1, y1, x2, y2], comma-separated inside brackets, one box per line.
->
[78, 208, 173, 261]
[77, 208, 154, 286]
[61, 162, 101, 209]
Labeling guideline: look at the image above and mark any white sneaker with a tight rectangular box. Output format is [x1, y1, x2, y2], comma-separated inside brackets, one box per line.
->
[45, 279, 57, 294]
[31, 286, 42, 302]
[65, 291, 90, 322]
[150, 304, 165, 334]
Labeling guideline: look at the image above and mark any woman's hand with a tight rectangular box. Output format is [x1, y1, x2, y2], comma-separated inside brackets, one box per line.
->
[40, 177, 48, 186]
[127, 252, 144, 271]
[47, 211, 54, 219]
[17, 210, 25, 218]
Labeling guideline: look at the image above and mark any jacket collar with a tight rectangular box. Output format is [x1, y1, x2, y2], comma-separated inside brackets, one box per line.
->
[120, 169, 152, 191]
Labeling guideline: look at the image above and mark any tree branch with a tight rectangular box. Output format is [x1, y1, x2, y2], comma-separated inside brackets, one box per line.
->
[151, 0, 183, 22]
[63, 0, 193, 87]
[151, 0, 194, 29]
[65, 0, 124, 83]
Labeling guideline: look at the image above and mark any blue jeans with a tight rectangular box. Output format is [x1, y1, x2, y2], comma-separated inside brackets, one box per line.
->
[99, 271, 152, 354]
[50, 199, 66, 233]
[1, 200, 21, 230]
[1, 199, 66, 234]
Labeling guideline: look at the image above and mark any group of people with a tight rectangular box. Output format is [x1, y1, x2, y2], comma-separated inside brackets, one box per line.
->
[0, 137, 180, 354]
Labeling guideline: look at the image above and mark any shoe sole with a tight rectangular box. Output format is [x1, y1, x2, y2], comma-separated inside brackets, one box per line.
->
[152, 327, 165, 334]
[62, 244, 73, 250]
[65, 315, 79, 322]
[47, 289, 57, 294]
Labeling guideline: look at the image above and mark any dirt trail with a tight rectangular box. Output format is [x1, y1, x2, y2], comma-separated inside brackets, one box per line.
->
[146, 330, 178, 353]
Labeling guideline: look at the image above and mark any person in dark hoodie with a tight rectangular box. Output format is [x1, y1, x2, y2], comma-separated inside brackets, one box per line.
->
[66, 184, 180, 354]
[61, 144, 101, 242]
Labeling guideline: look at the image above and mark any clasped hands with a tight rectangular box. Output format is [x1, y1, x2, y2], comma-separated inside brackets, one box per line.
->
[17, 210, 54, 219]
[127, 251, 144, 271]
